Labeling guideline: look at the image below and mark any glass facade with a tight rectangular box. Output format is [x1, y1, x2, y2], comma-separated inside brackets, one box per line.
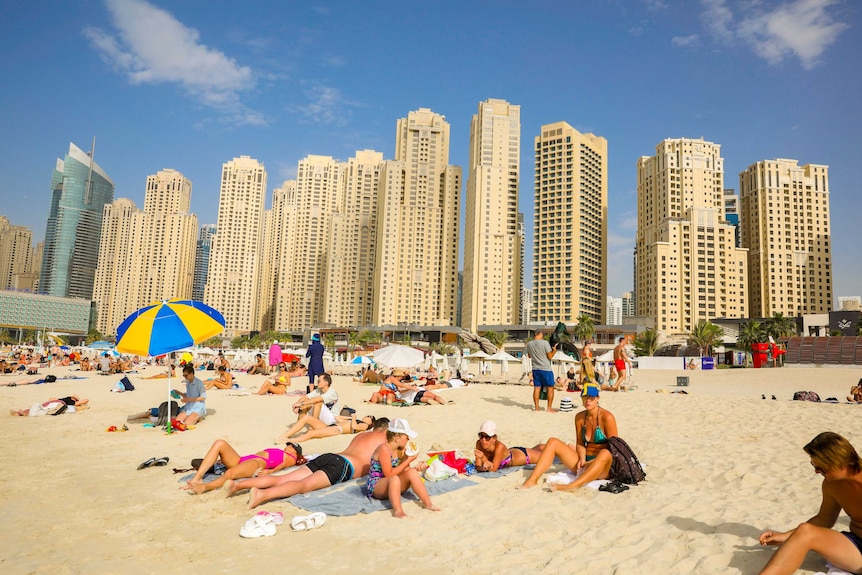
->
[0, 290, 91, 334]
[40, 142, 114, 299]
[192, 224, 216, 301]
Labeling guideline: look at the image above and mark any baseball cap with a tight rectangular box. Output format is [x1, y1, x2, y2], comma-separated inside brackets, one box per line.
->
[479, 421, 497, 436]
[581, 384, 600, 398]
[388, 418, 417, 438]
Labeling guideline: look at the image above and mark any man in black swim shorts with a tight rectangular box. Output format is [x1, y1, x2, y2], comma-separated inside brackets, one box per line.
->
[305, 453, 354, 485]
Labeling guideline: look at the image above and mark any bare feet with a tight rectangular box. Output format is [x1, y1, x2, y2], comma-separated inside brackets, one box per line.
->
[547, 408, 557, 413]
[424, 504, 441, 512]
[517, 481, 537, 489]
[223, 479, 239, 497]
[247, 487, 264, 509]
[393, 510, 408, 518]
[188, 481, 208, 495]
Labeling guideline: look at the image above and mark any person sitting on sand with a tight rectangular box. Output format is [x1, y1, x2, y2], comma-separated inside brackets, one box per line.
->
[275, 413, 377, 444]
[520, 384, 619, 491]
[473, 420, 545, 472]
[10, 395, 89, 416]
[246, 353, 268, 375]
[292, 373, 337, 420]
[255, 363, 299, 395]
[366, 418, 439, 518]
[756, 431, 862, 575]
[847, 379, 862, 403]
[367, 371, 408, 404]
[141, 364, 176, 380]
[80, 357, 92, 372]
[226, 418, 390, 509]
[174, 364, 206, 426]
[213, 352, 230, 371]
[183, 440, 305, 495]
[600, 365, 626, 392]
[0, 359, 13, 374]
[204, 366, 233, 390]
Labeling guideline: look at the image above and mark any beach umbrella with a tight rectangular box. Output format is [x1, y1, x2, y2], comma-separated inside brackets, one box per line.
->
[373, 344, 424, 368]
[115, 299, 225, 432]
[351, 355, 374, 365]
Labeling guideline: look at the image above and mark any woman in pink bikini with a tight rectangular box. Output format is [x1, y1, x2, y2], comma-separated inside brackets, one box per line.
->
[185, 439, 304, 494]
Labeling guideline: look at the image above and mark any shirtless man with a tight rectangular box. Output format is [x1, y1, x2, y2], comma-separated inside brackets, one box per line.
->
[226, 418, 390, 509]
[757, 431, 862, 574]
[613, 337, 628, 384]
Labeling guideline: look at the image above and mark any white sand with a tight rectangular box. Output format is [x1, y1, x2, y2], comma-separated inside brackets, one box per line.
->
[1, 364, 859, 574]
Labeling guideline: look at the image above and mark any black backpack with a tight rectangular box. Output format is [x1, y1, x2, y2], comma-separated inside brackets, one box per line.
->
[607, 437, 646, 485]
[156, 401, 180, 426]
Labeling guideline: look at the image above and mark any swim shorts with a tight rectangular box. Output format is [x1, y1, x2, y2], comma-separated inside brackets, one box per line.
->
[532, 370, 555, 388]
[306, 453, 354, 485]
[614, 359, 627, 374]
[843, 531, 862, 554]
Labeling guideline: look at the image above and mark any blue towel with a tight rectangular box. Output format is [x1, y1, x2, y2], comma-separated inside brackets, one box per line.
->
[287, 475, 476, 516]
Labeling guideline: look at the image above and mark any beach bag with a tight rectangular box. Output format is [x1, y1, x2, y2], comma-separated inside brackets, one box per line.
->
[340, 406, 356, 417]
[607, 437, 646, 485]
[156, 401, 180, 426]
[559, 397, 574, 412]
[120, 376, 135, 391]
[424, 457, 457, 481]
[792, 391, 820, 402]
[44, 375, 57, 383]
[48, 402, 68, 416]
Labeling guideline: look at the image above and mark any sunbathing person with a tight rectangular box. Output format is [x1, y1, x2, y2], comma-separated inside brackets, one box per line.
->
[473, 420, 545, 472]
[141, 364, 176, 379]
[520, 384, 619, 491]
[847, 379, 862, 403]
[353, 368, 383, 384]
[366, 418, 439, 518]
[184, 440, 305, 495]
[255, 363, 299, 395]
[205, 366, 233, 390]
[10, 395, 89, 416]
[80, 357, 92, 372]
[757, 431, 862, 575]
[226, 417, 390, 509]
[246, 353, 268, 375]
[600, 365, 626, 392]
[279, 414, 378, 443]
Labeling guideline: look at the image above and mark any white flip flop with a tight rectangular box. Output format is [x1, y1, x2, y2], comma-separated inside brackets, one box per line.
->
[239, 513, 277, 538]
[290, 511, 327, 531]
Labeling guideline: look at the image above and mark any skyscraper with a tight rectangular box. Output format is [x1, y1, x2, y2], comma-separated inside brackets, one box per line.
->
[462, 98, 521, 331]
[93, 169, 197, 335]
[635, 138, 748, 333]
[204, 156, 267, 336]
[532, 122, 607, 323]
[739, 158, 832, 317]
[40, 141, 114, 299]
[0, 216, 34, 290]
[192, 224, 217, 302]
[373, 108, 461, 326]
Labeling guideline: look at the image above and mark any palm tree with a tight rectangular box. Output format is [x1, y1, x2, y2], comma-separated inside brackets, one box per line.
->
[735, 320, 765, 367]
[688, 320, 725, 357]
[633, 328, 660, 357]
[322, 333, 336, 354]
[202, 336, 223, 348]
[348, 331, 361, 353]
[85, 329, 103, 345]
[430, 342, 455, 356]
[764, 312, 796, 340]
[483, 331, 509, 350]
[572, 314, 595, 341]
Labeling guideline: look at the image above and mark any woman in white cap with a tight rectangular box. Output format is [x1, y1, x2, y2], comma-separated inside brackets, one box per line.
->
[366, 418, 440, 518]
[520, 383, 618, 491]
[473, 421, 545, 472]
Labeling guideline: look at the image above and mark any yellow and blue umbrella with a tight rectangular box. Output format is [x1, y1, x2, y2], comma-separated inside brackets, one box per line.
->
[116, 299, 225, 357]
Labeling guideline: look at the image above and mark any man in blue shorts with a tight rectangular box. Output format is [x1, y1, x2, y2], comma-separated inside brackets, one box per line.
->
[524, 331, 557, 412]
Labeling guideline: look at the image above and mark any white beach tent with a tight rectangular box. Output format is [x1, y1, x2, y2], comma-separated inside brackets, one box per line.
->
[487, 350, 519, 374]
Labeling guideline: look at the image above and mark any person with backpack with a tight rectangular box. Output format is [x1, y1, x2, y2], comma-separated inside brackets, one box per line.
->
[520, 383, 619, 491]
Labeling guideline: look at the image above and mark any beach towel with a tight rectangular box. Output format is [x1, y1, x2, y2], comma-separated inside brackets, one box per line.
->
[287, 476, 476, 516]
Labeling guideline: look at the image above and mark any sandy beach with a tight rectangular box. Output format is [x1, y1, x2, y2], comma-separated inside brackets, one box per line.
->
[1, 363, 859, 575]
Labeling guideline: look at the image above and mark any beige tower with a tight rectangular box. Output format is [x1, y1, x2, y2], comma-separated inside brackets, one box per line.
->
[635, 138, 748, 334]
[94, 169, 198, 336]
[271, 180, 298, 331]
[532, 122, 608, 323]
[324, 150, 384, 328]
[372, 108, 461, 326]
[739, 159, 831, 317]
[277, 155, 346, 330]
[204, 156, 267, 337]
[462, 98, 521, 332]
[0, 216, 34, 290]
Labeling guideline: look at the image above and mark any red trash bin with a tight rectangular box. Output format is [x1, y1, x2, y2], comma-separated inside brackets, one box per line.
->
[751, 343, 769, 368]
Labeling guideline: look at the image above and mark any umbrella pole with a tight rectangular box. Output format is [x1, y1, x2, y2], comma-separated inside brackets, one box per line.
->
[166, 371, 173, 434]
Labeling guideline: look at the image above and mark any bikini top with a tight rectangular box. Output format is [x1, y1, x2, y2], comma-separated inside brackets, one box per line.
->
[582, 408, 608, 446]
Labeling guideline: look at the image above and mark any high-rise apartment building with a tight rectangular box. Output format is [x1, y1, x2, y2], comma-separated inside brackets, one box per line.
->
[40, 141, 114, 299]
[621, 291, 635, 318]
[192, 224, 216, 302]
[739, 158, 831, 317]
[462, 98, 521, 331]
[635, 138, 748, 333]
[606, 296, 622, 325]
[93, 169, 198, 335]
[532, 122, 607, 323]
[372, 109, 461, 326]
[0, 216, 34, 290]
[204, 156, 267, 336]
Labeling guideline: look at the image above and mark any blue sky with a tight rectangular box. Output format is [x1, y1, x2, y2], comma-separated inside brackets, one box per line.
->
[1, 0, 859, 304]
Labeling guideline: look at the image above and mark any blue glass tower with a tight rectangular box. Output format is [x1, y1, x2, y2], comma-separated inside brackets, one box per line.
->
[192, 224, 216, 302]
[39, 142, 114, 299]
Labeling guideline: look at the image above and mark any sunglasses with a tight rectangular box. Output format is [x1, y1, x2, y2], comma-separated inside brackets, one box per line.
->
[478, 433, 495, 440]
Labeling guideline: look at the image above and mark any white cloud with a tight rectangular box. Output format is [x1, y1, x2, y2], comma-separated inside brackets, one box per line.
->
[84, 0, 262, 122]
[290, 83, 359, 125]
[672, 34, 701, 47]
[700, 0, 849, 69]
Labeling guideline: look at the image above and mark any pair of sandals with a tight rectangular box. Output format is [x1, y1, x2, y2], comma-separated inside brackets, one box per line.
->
[598, 480, 630, 494]
[137, 456, 169, 470]
[240, 511, 284, 538]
